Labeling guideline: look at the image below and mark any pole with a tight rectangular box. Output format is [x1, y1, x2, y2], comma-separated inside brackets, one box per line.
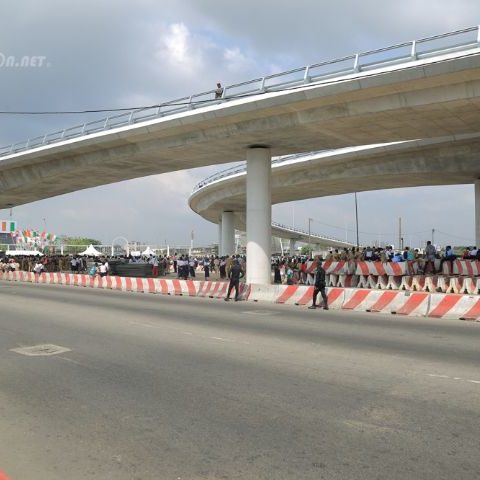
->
[308, 217, 312, 258]
[398, 217, 402, 250]
[432, 228, 435, 245]
[354, 193, 359, 247]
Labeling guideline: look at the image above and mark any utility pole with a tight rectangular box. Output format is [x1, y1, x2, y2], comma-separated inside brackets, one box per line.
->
[189, 230, 194, 256]
[308, 218, 312, 259]
[398, 217, 402, 250]
[354, 192, 359, 247]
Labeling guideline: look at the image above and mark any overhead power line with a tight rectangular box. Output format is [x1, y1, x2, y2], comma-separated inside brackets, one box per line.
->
[0, 50, 477, 116]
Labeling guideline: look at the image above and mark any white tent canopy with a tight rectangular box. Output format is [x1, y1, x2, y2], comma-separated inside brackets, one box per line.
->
[78, 244, 102, 257]
[5, 250, 43, 256]
[142, 246, 155, 256]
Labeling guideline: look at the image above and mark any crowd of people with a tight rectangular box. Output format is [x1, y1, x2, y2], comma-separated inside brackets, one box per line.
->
[174, 254, 245, 280]
[271, 243, 480, 283]
[0, 251, 248, 301]
[1, 244, 479, 284]
[0, 252, 248, 279]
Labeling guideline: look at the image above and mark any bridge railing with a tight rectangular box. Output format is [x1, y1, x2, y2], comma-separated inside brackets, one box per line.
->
[1, 26, 479, 158]
[191, 149, 336, 193]
[271, 221, 350, 245]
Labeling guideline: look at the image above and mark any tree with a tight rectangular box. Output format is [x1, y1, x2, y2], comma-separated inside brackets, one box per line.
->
[61, 236, 102, 246]
[300, 245, 313, 256]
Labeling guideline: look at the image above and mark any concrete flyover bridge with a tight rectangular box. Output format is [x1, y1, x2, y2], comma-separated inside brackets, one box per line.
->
[1, 26, 480, 283]
[189, 134, 480, 256]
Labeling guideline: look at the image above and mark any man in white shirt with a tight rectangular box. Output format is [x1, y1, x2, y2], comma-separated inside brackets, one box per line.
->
[98, 262, 108, 277]
[33, 261, 44, 274]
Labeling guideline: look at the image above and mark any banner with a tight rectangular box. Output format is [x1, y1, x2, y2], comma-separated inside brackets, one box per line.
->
[0, 220, 16, 233]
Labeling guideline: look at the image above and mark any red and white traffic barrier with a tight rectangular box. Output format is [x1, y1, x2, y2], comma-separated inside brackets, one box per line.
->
[248, 284, 279, 303]
[276, 285, 345, 309]
[356, 275, 370, 289]
[463, 277, 480, 295]
[374, 275, 389, 290]
[367, 275, 379, 289]
[411, 275, 427, 292]
[306, 261, 354, 275]
[399, 276, 413, 291]
[453, 260, 480, 276]
[275, 285, 313, 305]
[355, 261, 417, 276]
[342, 289, 429, 317]
[386, 276, 402, 290]
[2, 270, 480, 320]
[337, 275, 359, 288]
[436, 275, 451, 293]
[197, 281, 228, 298]
[128, 277, 157, 294]
[197, 282, 248, 300]
[447, 277, 466, 294]
[391, 292, 430, 316]
[169, 279, 197, 296]
[248, 284, 345, 309]
[342, 289, 400, 313]
[153, 279, 169, 295]
[428, 293, 480, 320]
[327, 274, 337, 287]
[424, 276, 439, 292]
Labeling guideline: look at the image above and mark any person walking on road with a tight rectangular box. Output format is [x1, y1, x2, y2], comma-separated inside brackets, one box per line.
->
[224, 260, 244, 301]
[308, 257, 328, 310]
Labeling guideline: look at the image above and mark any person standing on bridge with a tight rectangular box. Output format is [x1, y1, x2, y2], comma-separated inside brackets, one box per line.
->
[214, 82, 224, 99]
[308, 257, 328, 310]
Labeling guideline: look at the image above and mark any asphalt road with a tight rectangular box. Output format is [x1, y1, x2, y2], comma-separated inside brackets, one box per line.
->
[0, 281, 479, 480]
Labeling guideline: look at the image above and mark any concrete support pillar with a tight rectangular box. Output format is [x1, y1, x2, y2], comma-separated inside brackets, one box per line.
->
[475, 179, 480, 248]
[221, 211, 235, 256]
[246, 147, 271, 284]
[218, 220, 223, 256]
[289, 239, 296, 255]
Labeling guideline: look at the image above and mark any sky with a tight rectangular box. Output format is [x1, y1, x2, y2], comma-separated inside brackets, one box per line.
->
[0, 0, 479, 248]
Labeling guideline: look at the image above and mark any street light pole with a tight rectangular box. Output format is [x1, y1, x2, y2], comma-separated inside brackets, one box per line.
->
[308, 217, 312, 259]
[354, 192, 359, 247]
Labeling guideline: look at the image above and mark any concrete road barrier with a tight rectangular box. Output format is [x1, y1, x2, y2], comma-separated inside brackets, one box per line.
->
[2, 271, 479, 320]
[428, 293, 480, 320]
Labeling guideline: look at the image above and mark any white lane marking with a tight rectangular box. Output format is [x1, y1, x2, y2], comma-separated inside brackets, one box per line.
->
[427, 374, 480, 385]
[242, 310, 273, 316]
[131, 321, 244, 345]
[54, 355, 104, 372]
[129, 321, 159, 328]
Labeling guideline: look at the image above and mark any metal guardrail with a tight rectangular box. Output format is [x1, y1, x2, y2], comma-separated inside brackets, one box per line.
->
[1, 26, 479, 158]
[271, 222, 353, 245]
[191, 150, 331, 192]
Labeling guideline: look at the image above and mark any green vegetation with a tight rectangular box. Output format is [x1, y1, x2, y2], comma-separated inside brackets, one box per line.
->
[300, 245, 313, 256]
[61, 236, 102, 246]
